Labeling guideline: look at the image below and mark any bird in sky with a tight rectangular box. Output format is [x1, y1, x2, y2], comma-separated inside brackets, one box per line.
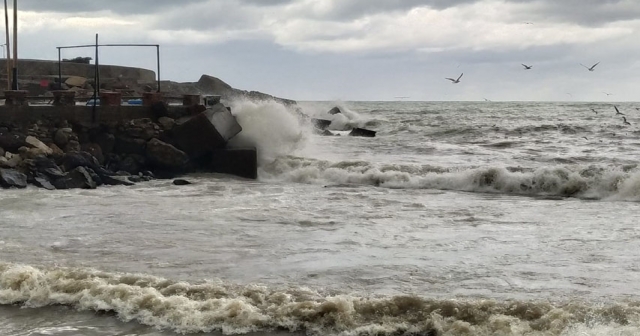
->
[614, 105, 624, 115]
[623, 116, 631, 125]
[521, 64, 533, 70]
[581, 62, 600, 71]
[603, 92, 613, 96]
[445, 73, 463, 84]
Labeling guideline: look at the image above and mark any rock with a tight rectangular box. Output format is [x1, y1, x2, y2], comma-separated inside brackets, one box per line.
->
[61, 151, 102, 173]
[95, 132, 116, 155]
[328, 106, 342, 115]
[118, 155, 145, 175]
[65, 76, 87, 87]
[64, 140, 81, 153]
[54, 166, 97, 189]
[209, 147, 258, 179]
[0, 147, 4, 156]
[102, 175, 136, 186]
[25, 136, 53, 155]
[157, 117, 175, 131]
[0, 152, 22, 169]
[172, 103, 242, 158]
[349, 128, 377, 137]
[81, 143, 105, 164]
[173, 179, 191, 185]
[0, 168, 27, 188]
[48, 143, 65, 158]
[311, 118, 331, 130]
[33, 173, 56, 190]
[114, 136, 146, 155]
[0, 133, 27, 152]
[54, 128, 74, 148]
[18, 146, 51, 160]
[125, 118, 158, 140]
[145, 138, 189, 170]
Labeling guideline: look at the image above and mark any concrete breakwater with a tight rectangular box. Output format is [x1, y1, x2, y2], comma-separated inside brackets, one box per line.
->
[0, 94, 257, 190]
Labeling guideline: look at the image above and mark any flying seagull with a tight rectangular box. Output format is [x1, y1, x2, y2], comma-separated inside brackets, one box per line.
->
[591, 108, 598, 114]
[623, 116, 631, 125]
[581, 62, 600, 71]
[603, 92, 613, 96]
[445, 73, 463, 84]
[521, 64, 533, 70]
[614, 105, 624, 115]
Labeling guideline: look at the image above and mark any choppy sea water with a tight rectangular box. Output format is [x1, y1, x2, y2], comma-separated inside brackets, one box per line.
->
[2, 100, 640, 336]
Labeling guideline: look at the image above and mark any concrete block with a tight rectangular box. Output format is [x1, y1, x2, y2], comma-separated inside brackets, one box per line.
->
[311, 118, 331, 130]
[99, 91, 122, 106]
[3, 90, 29, 106]
[182, 94, 201, 106]
[52, 90, 76, 106]
[349, 128, 376, 137]
[210, 147, 257, 179]
[172, 103, 242, 158]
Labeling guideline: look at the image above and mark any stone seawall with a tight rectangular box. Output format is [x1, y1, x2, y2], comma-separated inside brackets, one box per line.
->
[0, 59, 156, 81]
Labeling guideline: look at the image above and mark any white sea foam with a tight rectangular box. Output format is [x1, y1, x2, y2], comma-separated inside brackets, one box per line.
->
[227, 99, 310, 165]
[2, 263, 640, 336]
[261, 157, 640, 201]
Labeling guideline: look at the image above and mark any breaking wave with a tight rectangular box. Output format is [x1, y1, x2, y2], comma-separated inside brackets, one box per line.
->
[2, 263, 640, 336]
[260, 157, 640, 201]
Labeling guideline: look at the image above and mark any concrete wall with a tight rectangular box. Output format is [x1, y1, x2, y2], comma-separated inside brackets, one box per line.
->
[0, 105, 187, 125]
[0, 59, 156, 81]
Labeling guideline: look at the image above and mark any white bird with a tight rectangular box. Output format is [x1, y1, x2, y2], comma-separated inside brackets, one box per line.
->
[521, 64, 533, 70]
[445, 73, 463, 84]
[614, 105, 624, 115]
[581, 62, 600, 71]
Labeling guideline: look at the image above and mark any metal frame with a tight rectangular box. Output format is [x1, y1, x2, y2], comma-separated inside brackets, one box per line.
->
[56, 35, 161, 93]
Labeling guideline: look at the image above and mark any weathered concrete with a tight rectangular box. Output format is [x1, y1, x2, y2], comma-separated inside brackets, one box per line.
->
[210, 147, 258, 179]
[52, 90, 76, 106]
[4, 90, 29, 106]
[172, 103, 242, 158]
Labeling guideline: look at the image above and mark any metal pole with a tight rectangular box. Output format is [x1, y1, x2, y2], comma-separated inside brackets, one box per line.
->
[57, 47, 61, 89]
[156, 45, 160, 92]
[11, 0, 17, 90]
[92, 33, 98, 122]
[4, 0, 10, 90]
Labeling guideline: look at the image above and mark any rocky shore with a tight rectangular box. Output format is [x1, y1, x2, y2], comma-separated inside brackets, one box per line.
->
[0, 100, 254, 190]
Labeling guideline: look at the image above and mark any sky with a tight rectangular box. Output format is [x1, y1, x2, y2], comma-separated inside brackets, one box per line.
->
[7, 0, 640, 101]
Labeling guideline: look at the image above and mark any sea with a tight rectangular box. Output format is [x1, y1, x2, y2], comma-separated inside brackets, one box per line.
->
[2, 100, 640, 336]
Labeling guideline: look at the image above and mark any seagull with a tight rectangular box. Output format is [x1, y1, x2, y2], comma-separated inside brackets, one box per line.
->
[524, 22, 534, 25]
[603, 92, 613, 96]
[614, 105, 624, 115]
[623, 116, 631, 125]
[591, 108, 598, 114]
[580, 62, 600, 71]
[445, 73, 463, 84]
[484, 98, 491, 102]
[521, 64, 533, 70]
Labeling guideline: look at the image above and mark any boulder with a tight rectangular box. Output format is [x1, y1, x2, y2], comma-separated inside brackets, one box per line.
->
[54, 128, 74, 148]
[173, 179, 192, 186]
[33, 173, 56, 190]
[102, 175, 135, 186]
[65, 76, 87, 87]
[349, 128, 377, 137]
[25, 136, 53, 155]
[64, 140, 81, 153]
[0, 152, 22, 169]
[328, 106, 342, 115]
[157, 117, 175, 131]
[172, 103, 242, 158]
[118, 155, 145, 175]
[61, 151, 103, 173]
[0, 168, 27, 188]
[209, 147, 257, 179]
[125, 118, 158, 140]
[114, 136, 147, 155]
[0, 147, 4, 157]
[54, 166, 97, 189]
[145, 138, 189, 170]
[95, 132, 116, 155]
[81, 143, 105, 164]
[0, 133, 27, 152]
[311, 118, 331, 130]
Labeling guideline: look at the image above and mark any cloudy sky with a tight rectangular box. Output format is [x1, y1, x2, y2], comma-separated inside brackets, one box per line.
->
[9, 0, 640, 101]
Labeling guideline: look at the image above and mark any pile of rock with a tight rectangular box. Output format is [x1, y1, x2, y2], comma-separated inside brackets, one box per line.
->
[0, 101, 256, 190]
[310, 106, 377, 137]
